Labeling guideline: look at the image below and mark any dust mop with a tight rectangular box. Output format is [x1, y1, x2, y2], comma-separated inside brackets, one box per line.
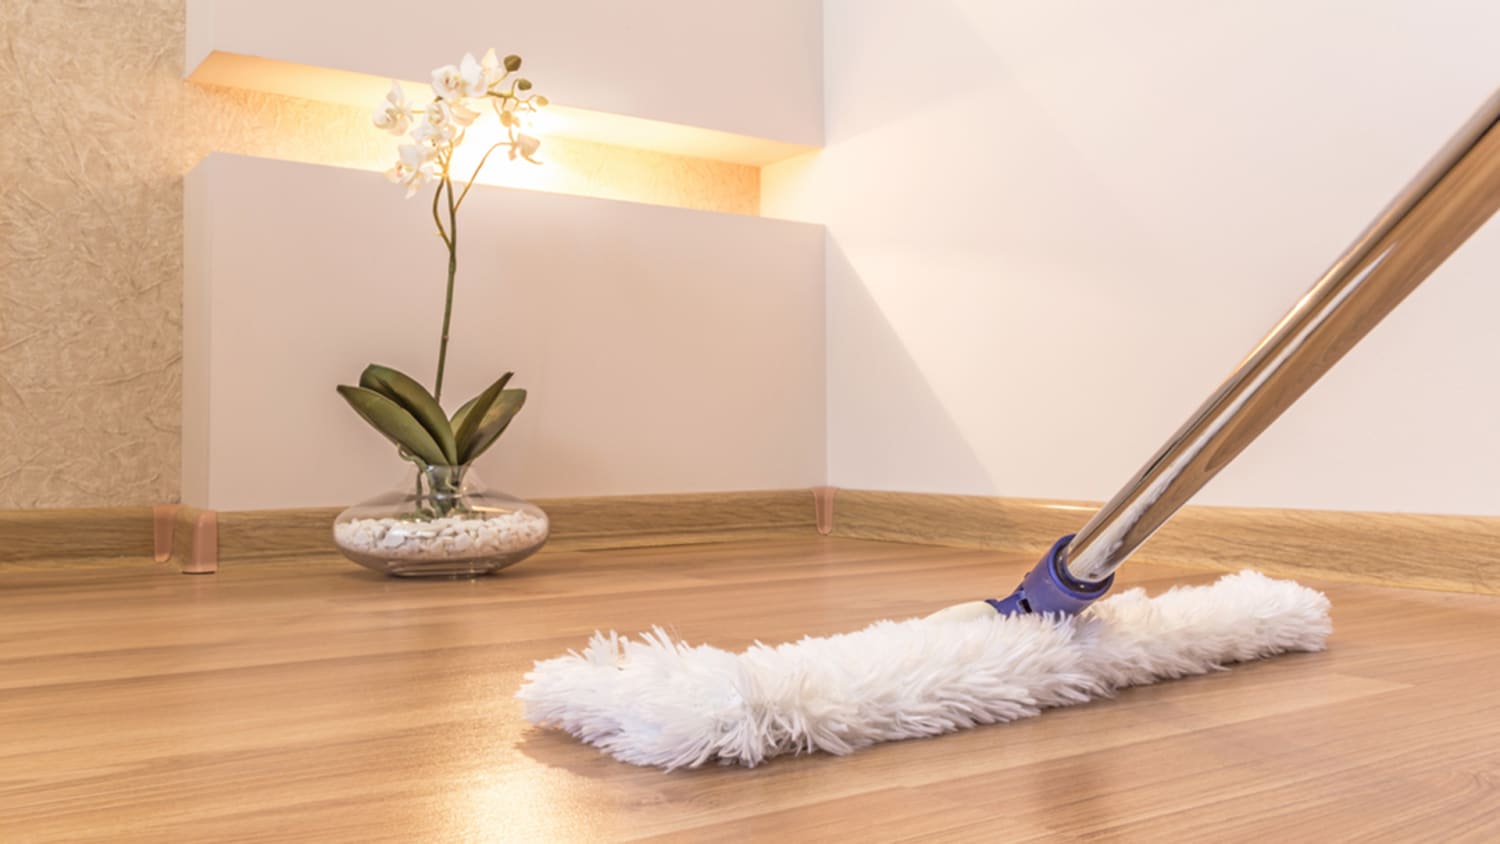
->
[518, 89, 1500, 769]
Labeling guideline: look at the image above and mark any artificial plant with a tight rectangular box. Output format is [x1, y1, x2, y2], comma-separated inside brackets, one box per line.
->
[337, 49, 545, 494]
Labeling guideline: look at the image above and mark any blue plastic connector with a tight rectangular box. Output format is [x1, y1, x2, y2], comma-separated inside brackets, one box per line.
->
[987, 534, 1114, 617]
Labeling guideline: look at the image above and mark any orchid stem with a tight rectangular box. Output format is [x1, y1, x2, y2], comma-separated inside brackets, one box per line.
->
[431, 179, 450, 249]
[454, 141, 509, 211]
[433, 171, 459, 404]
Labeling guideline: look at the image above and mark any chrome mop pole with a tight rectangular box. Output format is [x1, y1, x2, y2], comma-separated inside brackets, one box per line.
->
[994, 88, 1500, 616]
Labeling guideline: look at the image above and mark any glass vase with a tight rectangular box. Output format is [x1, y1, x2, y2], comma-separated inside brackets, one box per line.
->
[333, 464, 549, 577]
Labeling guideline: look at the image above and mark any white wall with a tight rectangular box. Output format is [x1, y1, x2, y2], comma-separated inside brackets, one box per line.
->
[767, 0, 1500, 514]
[185, 154, 825, 510]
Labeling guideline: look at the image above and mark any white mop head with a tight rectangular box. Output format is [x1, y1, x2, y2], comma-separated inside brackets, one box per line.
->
[517, 570, 1331, 770]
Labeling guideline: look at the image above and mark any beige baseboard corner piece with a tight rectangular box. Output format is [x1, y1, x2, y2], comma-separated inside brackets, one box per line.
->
[153, 505, 179, 562]
[830, 489, 1500, 596]
[170, 506, 220, 574]
[812, 486, 837, 535]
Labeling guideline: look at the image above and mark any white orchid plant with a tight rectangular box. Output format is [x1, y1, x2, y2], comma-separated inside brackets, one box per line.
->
[338, 49, 546, 510]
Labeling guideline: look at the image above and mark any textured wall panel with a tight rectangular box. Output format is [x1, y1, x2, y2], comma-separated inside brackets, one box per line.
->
[0, 0, 758, 508]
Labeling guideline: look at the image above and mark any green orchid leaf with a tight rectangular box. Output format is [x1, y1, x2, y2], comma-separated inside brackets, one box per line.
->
[337, 385, 449, 466]
[461, 388, 527, 463]
[450, 372, 514, 460]
[359, 364, 458, 464]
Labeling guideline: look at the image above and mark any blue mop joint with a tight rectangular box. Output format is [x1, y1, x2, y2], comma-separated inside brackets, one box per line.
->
[987, 534, 1114, 616]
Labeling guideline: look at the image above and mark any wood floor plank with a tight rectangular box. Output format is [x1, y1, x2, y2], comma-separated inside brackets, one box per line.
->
[2, 537, 1497, 842]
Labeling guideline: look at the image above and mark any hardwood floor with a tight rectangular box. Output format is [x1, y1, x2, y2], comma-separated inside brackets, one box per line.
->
[2, 538, 1497, 842]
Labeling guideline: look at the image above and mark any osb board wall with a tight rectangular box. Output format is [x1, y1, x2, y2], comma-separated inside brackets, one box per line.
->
[0, 0, 759, 509]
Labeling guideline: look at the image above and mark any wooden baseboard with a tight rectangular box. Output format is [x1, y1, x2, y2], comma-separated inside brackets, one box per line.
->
[539, 490, 818, 550]
[9, 488, 1497, 595]
[0, 491, 818, 567]
[830, 489, 1500, 595]
[208, 490, 819, 563]
[0, 507, 156, 564]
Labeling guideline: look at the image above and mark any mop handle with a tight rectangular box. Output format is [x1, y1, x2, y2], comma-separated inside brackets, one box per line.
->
[989, 88, 1500, 616]
[1063, 88, 1500, 585]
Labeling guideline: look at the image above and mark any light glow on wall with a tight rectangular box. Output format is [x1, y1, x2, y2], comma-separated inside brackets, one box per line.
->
[186, 51, 819, 216]
[195, 79, 760, 216]
[445, 108, 556, 192]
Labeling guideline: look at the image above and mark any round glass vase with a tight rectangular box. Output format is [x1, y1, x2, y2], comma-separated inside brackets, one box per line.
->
[333, 464, 549, 577]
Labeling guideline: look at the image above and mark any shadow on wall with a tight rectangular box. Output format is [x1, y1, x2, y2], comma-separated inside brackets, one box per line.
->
[803, 0, 1500, 512]
[799, 0, 1255, 502]
[826, 236, 992, 493]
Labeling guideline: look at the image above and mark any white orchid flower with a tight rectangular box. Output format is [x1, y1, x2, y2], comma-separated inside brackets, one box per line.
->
[386, 82, 412, 109]
[512, 133, 541, 162]
[386, 144, 438, 197]
[408, 100, 465, 146]
[372, 104, 409, 135]
[378, 51, 542, 196]
[431, 63, 466, 101]
[458, 53, 488, 97]
[410, 119, 454, 148]
[448, 99, 481, 127]
[399, 142, 435, 169]
[428, 100, 454, 128]
[480, 48, 504, 87]
[372, 82, 414, 135]
[411, 102, 462, 147]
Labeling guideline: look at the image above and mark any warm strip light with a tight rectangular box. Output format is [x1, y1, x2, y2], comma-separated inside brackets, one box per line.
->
[195, 81, 761, 216]
[190, 51, 814, 167]
[453, 110, 764, 212]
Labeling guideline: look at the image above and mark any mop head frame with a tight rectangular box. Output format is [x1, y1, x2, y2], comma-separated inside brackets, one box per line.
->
[517, 570, 1331, 770]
